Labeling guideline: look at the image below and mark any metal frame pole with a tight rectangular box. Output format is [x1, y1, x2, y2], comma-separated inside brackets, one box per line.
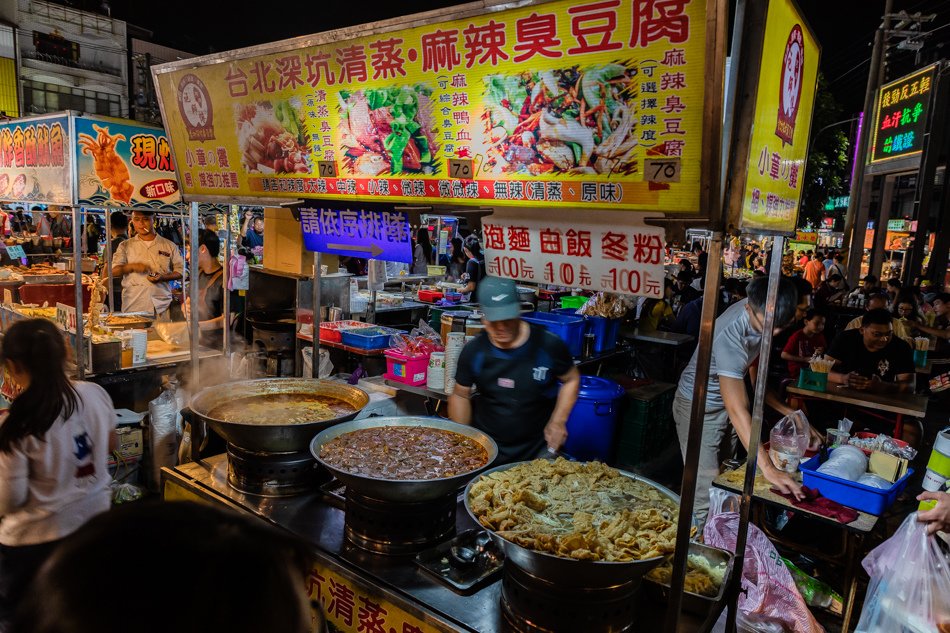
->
[312, 252, 322, 378]
[223, 206, 233, 357]
[725, 235, 785, 632]
[104, 208, 114, 311]
[189, 201, 200, 390]
[72, 206, 85, 379]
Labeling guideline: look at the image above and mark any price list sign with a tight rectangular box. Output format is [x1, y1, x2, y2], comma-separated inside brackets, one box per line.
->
[869, 64, 936, 165]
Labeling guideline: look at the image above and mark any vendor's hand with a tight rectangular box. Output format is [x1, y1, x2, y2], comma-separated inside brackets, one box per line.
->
[543, 420, 568, 452]
[916, 491, 950, 535]
[182, 296, 191, 320]
[147, 273, 163, 283]
[847, 372, 871, 390]
[764, 465, 804, 501]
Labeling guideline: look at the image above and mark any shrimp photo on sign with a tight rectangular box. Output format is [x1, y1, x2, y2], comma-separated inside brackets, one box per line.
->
[74, 115, 182, 210]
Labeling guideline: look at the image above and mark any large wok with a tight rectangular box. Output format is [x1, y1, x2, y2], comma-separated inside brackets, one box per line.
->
[463, 461, 683, 588]
[310, 416, 498, 503]
[187, 378, 369, 453]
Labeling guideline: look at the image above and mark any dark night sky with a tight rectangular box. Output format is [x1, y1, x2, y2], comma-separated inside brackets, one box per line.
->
[104, 0, 950, 114]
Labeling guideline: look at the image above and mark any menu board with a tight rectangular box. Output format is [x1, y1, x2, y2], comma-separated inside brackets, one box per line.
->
[869, 64, 936, 165]
[0, 114, 72, 205]
[153, 0, 710, 211]
[738, 0, 819, 235]
[75, 115, 183, 209]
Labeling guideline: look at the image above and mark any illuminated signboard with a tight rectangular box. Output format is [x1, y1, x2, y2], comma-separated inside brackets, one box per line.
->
[870, 64, 936, 164]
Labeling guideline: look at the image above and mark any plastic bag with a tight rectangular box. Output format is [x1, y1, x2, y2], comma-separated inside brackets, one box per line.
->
[154, 320, 190, 348]
[145, 382, 182, 491]
[855, 512, 950, 633]
[768, 409, 811, 473]
[578, 292, 628, 318]
[782, 558, 843, 615]
[704, 513, 824, 633]
[389, 320, 445, 357]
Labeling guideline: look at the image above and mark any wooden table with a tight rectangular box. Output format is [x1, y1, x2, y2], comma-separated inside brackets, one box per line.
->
[786, 384, 928, 439]
[713, 465, 879, 633]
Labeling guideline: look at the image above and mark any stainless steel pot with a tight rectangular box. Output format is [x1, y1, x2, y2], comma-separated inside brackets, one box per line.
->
[310, 416, 498, 502]
[463, 461, 682, 587]
[187, 378, 369, 453]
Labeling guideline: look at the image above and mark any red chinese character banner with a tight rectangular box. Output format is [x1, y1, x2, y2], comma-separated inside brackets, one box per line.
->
[483, 208, 665, 297]
[0, 113, 71, 205]
[74, 115, 183, 209]
[154, 0, 708, 211]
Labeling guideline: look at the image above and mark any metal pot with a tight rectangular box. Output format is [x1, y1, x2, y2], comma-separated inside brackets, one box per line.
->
[245, 309, 297, 332]
[310, 416, 498, 502]
[187, 378, 369, 453]
[463, 461, 682, 588]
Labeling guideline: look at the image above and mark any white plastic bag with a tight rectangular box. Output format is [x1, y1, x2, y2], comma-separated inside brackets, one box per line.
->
[769, 409, 811, 473]
[154, 320, 190, 348]
[704, 513, 824, 633]
[146, 385, 182, 491]
[855, 512, 950, 633]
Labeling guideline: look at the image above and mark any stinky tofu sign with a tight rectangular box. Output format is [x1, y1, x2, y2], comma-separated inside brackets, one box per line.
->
[0, 114, 71, 205]
[869, 64, 936, 165]
[152, 0, 712, 212]
[299, 207, 412, 263]
[483, 209, 665, 297]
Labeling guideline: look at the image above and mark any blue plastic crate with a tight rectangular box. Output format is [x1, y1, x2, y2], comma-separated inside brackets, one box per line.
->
[340, 326, 401, 350]
[799, 450, 914, 516]
[551, 309, 621, 354]
[521, 311, 586, 357]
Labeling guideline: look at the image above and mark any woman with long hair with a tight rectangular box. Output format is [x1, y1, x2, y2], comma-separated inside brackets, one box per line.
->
[447, 236, 466, 281]
[0, 319, 116, 626]
[411, 227, 433, 275]
[460, 234, 485, 296]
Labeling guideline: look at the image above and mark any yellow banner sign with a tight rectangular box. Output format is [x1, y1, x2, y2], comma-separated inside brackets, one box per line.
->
[739, 0, 819, 234]
[154, 0, 709, 211]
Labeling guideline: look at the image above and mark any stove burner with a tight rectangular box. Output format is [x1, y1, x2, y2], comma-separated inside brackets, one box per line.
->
[226, 445, 324, 497]
[344, 490, 456, 556]
[501, 563, 637, 633]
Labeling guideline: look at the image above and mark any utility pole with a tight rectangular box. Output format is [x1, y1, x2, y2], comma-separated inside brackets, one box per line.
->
[842, 0, 893, 283]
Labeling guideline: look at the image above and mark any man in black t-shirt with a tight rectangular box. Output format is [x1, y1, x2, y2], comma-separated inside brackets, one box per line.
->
[826, 308, 915, 392]
[449, 277, 580, 464]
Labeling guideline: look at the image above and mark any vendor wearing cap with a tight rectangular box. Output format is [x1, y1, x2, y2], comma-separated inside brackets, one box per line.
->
[449, 277, 581, 464]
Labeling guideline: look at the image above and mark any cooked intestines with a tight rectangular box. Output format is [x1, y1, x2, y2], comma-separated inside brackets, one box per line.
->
[78, 124, 134, 203]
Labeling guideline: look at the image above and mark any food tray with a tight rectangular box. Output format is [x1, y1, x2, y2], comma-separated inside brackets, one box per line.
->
[414, 528, 504, 593]
[21, 273, 73, 284]
[319, 320, 371, 343]
[340, 326, 401, 350]
[643, 541, 733, 618]
[799, 450, 914, 516]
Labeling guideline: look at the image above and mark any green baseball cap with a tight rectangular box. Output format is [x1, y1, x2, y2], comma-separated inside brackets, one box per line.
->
[476, 276, 521, 322]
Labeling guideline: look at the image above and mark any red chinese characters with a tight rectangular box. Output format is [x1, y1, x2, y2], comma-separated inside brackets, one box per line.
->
[49, 123, 65, 166]
[462, 20, 510, 68]
[369, 38, 407, 79]
[130, 134, 159, 170]
[568, 1, 624, 54]
[226, 64, 248, 98]
[250, 60, 276, 94]
[632, 233, 663, 264]
[421, 29, 461, 73]
[35, 124, 49, 166]
[275, 55, 305, 90]
[601, 231, 629, 261]
[356, 597, 388, 633]
[539, 228, 563, 254]
[513, 13, 562, 62]
[631, 0, 691, 48]
[305, 52, 336, 86]
[326, 579, 356, 627]
[483, 223, 506, 250]
[508, 226, 531, 252]
[12, 127, 23, 168]
[336, 45, 368, 84]
[565, 229, 592, 257]
[22, 126, 36, 167]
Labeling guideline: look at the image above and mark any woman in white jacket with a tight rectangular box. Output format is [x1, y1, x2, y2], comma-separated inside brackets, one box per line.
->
[0, 319, 117, 625]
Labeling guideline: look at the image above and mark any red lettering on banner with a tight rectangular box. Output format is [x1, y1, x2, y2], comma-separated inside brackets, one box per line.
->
[421, 29, 461, 73]
[250, 61, 276, 93]
[23, 126, 36, 167]
[463, 20, 510, 68]
[307, 569, 325, 603]
[565, 229, 592, 257]
[483, 224, 506, 249]
[601, 231, 629, 261]
[659, 71, 686, 90]
[158, 138, 175, 171]
[661, 47, 687, 65]
[632, 233, 663, 264]
[49, 124, 65, 166]
[327, 579, 355, 626]
[356, 596, 388, 633]
[0, 129, 11, 168]
[130, 134, 158, 170]
[631, 0, 691, 48]
[226, 64, 248, 97]
[402, 625, 425, 633]
[661, 95, 686, 113]
[305, 52, 336, 86]
[336, 46, 368, 83]
[369, 38, 407, 79]
[539, 228, 563, 254]
[665, 139, 685, 156]
[513, 13, 563, 62]
[508, 226, 531, 252]
[275, 55, 305, 90]
[35, 125, 49, 166]
[12, 127, 23, 167]
[568, 1, 624, 55]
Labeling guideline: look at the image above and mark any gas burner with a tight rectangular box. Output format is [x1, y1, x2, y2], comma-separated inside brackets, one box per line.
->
[415, 528, 504, 593]
[343, 490, 456, 556]
[500, 563, 638, 633]
[226, 444, 325, 497]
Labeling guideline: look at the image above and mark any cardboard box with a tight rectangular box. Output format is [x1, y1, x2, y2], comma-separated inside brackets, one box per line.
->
[263, 207, 313, 276]
[115, 426, 143, 461]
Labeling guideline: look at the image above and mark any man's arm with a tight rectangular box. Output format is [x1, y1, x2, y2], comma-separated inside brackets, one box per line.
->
[913, 322, 950, 340]
[868, 372, 914, 393]
[544, 366, 580, 450]
[719, 375, 804, 498]
[448, 384, 473, 425]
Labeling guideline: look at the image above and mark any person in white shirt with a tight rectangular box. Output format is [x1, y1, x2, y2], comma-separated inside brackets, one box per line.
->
[0, 319, 117, 626]
[111, 210, 184, 317]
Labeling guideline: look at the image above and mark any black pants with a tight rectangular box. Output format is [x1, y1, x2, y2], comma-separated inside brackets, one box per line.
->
[0, 539, 61, 626]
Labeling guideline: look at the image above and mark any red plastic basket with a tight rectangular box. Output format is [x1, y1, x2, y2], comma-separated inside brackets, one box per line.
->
[319, 320, 371, 343]
[418, 289, 444, 303]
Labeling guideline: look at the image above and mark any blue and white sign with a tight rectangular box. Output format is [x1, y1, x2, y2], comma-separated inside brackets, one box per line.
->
[299, 207, 412, 263]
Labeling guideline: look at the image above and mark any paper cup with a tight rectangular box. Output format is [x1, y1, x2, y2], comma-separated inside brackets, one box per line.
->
[922, 468, 949, 492]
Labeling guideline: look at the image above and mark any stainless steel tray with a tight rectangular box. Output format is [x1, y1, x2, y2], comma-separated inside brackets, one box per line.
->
[642, 541, 734, 618]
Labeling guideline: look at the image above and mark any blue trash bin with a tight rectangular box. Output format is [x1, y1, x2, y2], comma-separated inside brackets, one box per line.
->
[562, 376, 625, 461]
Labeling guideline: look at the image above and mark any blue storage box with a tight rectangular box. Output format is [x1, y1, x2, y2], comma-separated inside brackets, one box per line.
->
[551, 309, 622, 354]
[340, 326, 401, 350]
[799, 450, 914, 516]
[521, 311, 586, 357]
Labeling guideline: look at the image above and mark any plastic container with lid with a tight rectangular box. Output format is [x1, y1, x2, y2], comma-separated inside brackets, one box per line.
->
[562, 376, 625, 461]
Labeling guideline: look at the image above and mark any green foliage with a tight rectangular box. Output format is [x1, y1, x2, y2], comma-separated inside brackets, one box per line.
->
[800, 74, 852, 229]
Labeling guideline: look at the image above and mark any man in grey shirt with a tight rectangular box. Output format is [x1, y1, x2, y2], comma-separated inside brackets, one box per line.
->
[674, 276, 818, 524]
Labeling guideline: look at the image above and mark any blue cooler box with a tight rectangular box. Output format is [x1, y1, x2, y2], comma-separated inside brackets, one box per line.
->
[799, 450, 914, 516]
[563, 376, 625, 461]
[522, 311, 586, 357]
